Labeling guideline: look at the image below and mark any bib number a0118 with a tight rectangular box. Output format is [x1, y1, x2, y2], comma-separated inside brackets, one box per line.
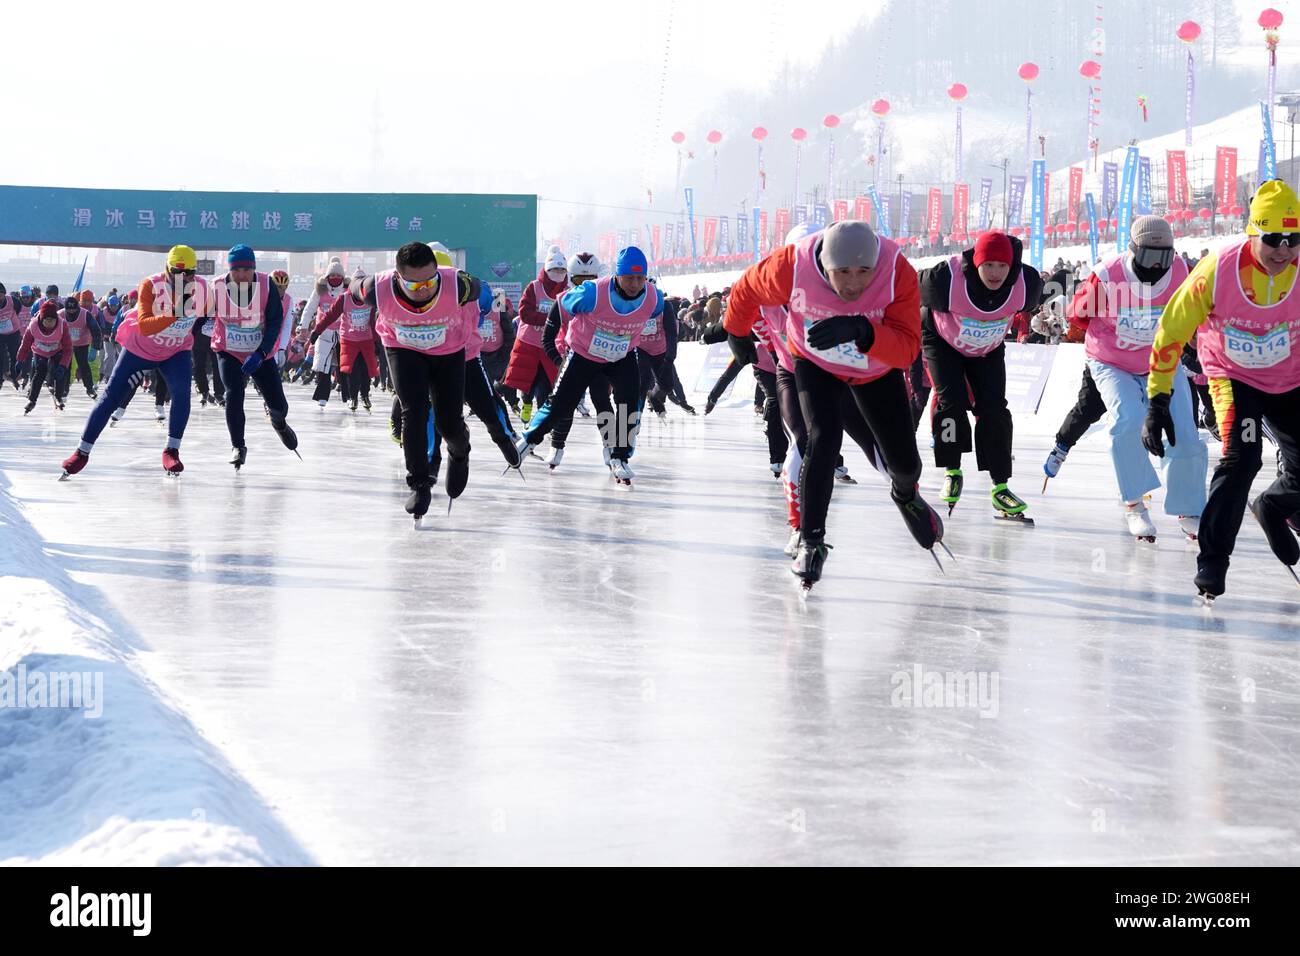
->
[1223, 322, 1292, 369]
[223, 324, 264, 351]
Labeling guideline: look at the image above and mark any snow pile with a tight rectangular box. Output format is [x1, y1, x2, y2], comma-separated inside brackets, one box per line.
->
[0, 477, 311, 866]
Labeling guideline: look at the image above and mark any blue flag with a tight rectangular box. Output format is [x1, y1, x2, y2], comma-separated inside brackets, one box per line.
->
[1261, 102, 1278, 181]
[1137, 156, 1153, 215]
[866, 184, 891, 238]
[684, 187, 699, 265]
[752, 207, 762, 264]
[1117, 146, 1139, 251]
[72, 256, 88, 293]
[1085, 193, 1100, 264]
[1030, 160, 1046, 271]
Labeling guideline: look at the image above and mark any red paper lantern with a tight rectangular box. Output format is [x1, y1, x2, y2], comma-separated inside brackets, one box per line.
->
[1109, 217, 1119, 228]
[823, 114, 840, 129]
[1198, 207, 1212, 220]
[1079, 60, 1102, 79]
[871, 99, 891, 116]
[1183, 209, 1197, 221]
[1018, 62, 1039, 82]
[707, 130, 722, 145]
[751, 126, 768, 141]
[1259, 8, 1284, 31]
[1164, 213, 1178, 223]
[1177, 20, 1201, 43]
[791, 127, 807, 142]
[1045, 224, 1056, 236]
[947, 82, 968, 101]
[671, 131, 685, 144]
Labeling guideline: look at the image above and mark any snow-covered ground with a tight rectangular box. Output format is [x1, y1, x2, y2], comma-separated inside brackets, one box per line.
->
[2, 343, 1298, 865]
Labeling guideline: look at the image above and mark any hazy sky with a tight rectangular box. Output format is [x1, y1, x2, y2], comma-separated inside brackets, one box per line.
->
[5, 0, 863, 235]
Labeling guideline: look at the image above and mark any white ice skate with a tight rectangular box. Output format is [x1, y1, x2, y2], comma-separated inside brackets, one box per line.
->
[769, 462, 782, 479]
[1178, 515, 1200, 541]
[549, 447, 564, 471]
[609, 459, 633, 485]
[1124, 501, 1157, 543]
[783, 527, 802, 557]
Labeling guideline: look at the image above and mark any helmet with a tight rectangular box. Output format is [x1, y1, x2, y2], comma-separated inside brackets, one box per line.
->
[784, 223, 818, 246]
[270, 270, 290, 291]
[107, 295, 121, 309]
[427, 240, 451, 255]
[567, 252, 600, 279]
[544, 250, 567, 272]
[432, 250, 454, 267]
[19, 285, 31, 296]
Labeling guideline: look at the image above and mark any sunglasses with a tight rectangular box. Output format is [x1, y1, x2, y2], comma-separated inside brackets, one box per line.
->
[398, 275, 439, 293]
[169, 268, 197, 278]
[1260, 233, 1300, 249]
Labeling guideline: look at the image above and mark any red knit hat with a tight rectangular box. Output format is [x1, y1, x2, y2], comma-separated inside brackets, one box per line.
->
[39, 301, 58, 319]
[974, 231, 1014, 267]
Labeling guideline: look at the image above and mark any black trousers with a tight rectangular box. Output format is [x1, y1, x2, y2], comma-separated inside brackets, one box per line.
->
[922, 315, 1014, 482]
[551, 369, 613, 449]
[793, 359, 920, 543]
[908, 351, 931, 431]
[754, 368, 790, 465]
[193, 328, 225, 401]
[61, 345, 95, 399]
[1200, 379, 1300, 569]
[464, 355, 519, 463]
[0, 331, 20, 383]
[637, 349, 677, 415]
[525, 351, 640, 461]
[26, 356, 62, 405]
[1055, 364, 1108, 448]
[708, 357, 743, 405]
[217, 352, 290, 449]
[775, 367, 865, 472]
[388, 347, 469, 489]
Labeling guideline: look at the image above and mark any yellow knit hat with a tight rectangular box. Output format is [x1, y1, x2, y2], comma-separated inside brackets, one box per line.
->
[1247, 180, 1300, 235]
[166, 244, 198, 271]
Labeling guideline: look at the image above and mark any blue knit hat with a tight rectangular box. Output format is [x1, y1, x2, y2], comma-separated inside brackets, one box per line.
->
[107, 295, 121, 308]
[228, 244, 256, 268]
[615, 246, 648, 277]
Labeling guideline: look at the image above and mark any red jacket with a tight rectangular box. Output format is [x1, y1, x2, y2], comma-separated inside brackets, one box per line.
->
[517, 269, 568, 329]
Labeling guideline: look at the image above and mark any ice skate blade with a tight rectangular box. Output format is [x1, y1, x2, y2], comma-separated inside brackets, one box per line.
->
[1134, 535, 1156, 543]
[1041, 475, 1050, 494]
[836, 474, 858, 484]
[993, 511, 1034, 526]
[937, 540, 956, 562]
[929, 549, 946, 574]
[58, 472, 72, 482]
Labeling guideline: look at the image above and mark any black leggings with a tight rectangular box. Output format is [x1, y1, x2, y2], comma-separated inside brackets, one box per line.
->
[217, 352, 290, 448]
[388, 346, 469, 489]
[922, 316, 1014, 482]
[525, 351, 640, 461]
[776, 366, 882, 472]
[1055, 364, 1107, 448]
[794, 360, 920, 543]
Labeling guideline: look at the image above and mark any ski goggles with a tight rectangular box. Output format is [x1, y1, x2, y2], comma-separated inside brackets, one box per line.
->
[397, 275, 439, 293]
[1132, 245, 1176, 270]
[1259, 232, 1300, 249]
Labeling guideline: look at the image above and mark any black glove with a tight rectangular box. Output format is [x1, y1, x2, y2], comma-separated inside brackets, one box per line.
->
[1141, 392, 1176, 457]
[309, 328, 321, 345]
[727, 332, 757, 367]
[807, 314, 874, 353]
[53, 364, 68, 382]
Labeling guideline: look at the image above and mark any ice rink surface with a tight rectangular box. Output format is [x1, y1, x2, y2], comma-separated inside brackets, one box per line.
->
[3, 351, 1299, 865]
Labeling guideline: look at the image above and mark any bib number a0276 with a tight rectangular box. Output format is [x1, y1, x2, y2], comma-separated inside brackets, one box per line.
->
[802, 316, 872, 370]
[1223, 322, 1292, 369]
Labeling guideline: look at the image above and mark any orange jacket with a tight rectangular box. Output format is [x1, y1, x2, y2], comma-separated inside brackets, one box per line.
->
[723, 244, 921, 383]
[135, 277, 176, 337]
